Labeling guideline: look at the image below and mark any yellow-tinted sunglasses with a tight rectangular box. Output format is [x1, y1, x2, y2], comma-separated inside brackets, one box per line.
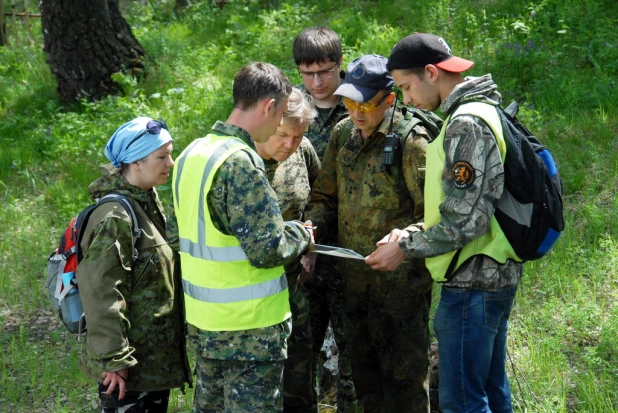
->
[342, 93, 392, 114]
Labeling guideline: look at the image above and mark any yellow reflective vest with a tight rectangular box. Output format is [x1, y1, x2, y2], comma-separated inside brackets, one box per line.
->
[424, 102, 520, 282]
[172, 133, 291, 331]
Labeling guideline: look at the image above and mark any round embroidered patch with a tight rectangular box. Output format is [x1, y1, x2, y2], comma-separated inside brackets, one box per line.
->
[452, 161, 475, 189]
[352, 64, 366, 80]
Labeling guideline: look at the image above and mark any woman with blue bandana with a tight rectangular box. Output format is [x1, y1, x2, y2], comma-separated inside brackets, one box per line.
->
[76, 117, 192, 412]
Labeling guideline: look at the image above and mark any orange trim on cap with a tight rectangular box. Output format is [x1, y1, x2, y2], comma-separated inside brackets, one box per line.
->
[435, 56, 475, 73]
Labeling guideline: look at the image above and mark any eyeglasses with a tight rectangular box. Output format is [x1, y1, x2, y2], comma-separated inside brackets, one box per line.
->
[298, 64, 339, 81]
[126, 118, 168, 150]
[342, 93, 392, 114]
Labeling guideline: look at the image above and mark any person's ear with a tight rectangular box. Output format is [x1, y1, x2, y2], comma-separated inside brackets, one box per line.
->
[425, 64, 439, 82]
[386, 92, 396, 106]
[261, 97, 277, 118]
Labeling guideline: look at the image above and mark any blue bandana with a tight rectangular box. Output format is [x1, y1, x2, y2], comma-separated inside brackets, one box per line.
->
[105, 117, 173, 167]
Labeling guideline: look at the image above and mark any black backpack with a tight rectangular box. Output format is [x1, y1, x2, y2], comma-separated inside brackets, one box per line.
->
[495, 101, 564, 261]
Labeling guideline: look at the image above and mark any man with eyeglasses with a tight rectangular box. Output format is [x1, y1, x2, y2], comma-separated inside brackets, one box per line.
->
[293, 26, 348, 160]
[304, 54, 439, 412]
[292, 26, 356, 413]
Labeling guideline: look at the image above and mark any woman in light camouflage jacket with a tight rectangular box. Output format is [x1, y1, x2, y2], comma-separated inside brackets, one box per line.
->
[77, 117, 191, 413]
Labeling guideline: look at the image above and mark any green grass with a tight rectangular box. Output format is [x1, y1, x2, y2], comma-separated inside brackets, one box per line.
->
[1, 0, 618, 411]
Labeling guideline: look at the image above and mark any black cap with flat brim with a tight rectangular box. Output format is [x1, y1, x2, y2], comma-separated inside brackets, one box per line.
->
[388, 33, 474, 73]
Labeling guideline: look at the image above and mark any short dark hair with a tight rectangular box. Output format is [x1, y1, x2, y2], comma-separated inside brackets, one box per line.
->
[233, 62, 292, 111]
[293, 26, 342, 66]
[398, 67, 426, 77]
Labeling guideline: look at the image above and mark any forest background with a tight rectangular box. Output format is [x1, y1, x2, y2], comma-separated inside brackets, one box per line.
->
[1, 0, 618, 411]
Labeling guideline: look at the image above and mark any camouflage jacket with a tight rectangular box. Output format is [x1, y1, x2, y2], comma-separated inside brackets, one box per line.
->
[264, 137, 321, 291]
[297, 83, 349, 160]
[167, 121, 312, 268]
[77, 166, 191, 391]
[305, 108, 433, 293]
[399, 74, 523, 291]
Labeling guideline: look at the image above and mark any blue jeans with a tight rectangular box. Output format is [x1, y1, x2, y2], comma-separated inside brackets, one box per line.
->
[433, 286, 517, 413]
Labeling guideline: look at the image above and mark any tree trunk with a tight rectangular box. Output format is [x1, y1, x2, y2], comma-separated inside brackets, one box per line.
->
[40, 0, 145, 102]
[0, 0, 6, 46]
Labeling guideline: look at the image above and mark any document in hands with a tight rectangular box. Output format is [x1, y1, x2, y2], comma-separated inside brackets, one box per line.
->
[313, 244, 366, 260]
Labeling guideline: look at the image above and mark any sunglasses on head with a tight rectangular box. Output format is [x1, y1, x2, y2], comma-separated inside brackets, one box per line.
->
[125, 118, 168, 150]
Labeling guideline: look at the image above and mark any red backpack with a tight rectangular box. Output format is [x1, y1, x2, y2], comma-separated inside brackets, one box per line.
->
[46, 193, 141, 334]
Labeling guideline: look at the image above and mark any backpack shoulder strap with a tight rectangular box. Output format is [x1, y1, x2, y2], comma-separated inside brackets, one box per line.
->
[100, 194, 141, 238]
[337, 118, 355, 151]
[99, 193, 142, 260]
[75, 193, 142, 262]
[397, 105, 443, 141]
[394, 108, 439, 204]
[398, 113, 423, 144]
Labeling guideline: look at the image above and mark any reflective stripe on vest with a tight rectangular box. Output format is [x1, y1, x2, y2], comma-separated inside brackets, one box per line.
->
[182, 274, 288, 304]
[424, 102, 519, 282]
[172, 133, 290, 331]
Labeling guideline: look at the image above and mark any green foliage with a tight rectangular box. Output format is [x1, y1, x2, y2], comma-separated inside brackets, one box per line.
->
[1, 0, 618, 411]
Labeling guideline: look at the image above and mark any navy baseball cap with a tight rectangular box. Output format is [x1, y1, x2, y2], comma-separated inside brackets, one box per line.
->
[387, 33, 474, 73]
[334, 54, 394, 102]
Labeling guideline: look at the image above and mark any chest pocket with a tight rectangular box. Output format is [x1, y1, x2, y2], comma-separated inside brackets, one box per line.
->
[360, 153, 401, 210]
[131, 213, 170, 291]
[337, 143, 401, 210]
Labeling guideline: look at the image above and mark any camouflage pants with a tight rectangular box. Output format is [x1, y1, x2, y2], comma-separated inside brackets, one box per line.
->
[192, 357, 285, 413]
[284, 281, 316, 412]
[305, 256, 357, 412]
[343, 270, 432, 413]
[188, 321, 291, 413]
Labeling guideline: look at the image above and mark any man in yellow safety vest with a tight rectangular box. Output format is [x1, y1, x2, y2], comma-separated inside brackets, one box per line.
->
[367, 33, 523, 413]
[171, 62, 315, 412]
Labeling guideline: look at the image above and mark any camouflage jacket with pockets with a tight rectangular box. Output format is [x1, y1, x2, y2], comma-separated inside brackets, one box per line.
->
[305, 107, 434, 293]
[399, 74, 523, 291]
[264, 137, 321, 292]
[77, 165, 191, 391]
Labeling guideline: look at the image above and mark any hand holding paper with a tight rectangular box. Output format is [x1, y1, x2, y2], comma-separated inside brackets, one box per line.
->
[365, 240, 407, 271]
[300, 253, 317, 284]
[376, 228, 411, 247]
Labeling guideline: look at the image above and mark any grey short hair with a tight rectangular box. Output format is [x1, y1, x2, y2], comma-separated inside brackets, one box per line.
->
[283, 88, 317, 127]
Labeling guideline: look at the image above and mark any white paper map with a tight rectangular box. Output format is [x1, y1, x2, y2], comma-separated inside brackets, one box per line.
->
[313, 244, 366, 260]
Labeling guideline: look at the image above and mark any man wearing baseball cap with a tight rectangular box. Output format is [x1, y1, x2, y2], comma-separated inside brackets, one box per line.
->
[305, 54, 441, 412]
[367, 33, 523, 413]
